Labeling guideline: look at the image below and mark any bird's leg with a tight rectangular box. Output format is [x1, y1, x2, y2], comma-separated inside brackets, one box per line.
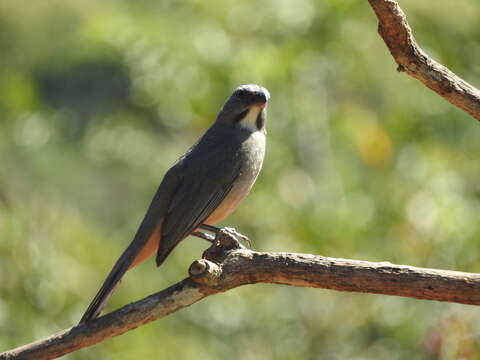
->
[199, 224, 253, 248]
[198, 224, 220, 232]
[191, 231, 216, 243]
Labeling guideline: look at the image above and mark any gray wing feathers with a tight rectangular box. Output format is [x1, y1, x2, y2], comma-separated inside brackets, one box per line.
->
[166, 178, 236, 235]
[156, 125, 243, 265]
[156, 167, 240, 266]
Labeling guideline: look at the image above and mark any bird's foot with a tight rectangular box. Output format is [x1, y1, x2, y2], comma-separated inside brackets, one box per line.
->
[199, 224, 253, 249]
[221, 227, 253, 248]
[199, 225, 256, 263]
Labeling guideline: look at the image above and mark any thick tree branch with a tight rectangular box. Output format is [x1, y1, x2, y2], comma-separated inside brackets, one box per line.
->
[2, 230, 480, 360]
[367, 0, 480, 120]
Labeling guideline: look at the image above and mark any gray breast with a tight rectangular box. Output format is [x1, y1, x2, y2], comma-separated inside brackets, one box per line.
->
[203, 128, 266, 225]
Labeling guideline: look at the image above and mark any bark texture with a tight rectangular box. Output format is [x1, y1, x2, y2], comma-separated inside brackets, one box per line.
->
[2, 231, 480, 360]
[368, 0, 480, 120]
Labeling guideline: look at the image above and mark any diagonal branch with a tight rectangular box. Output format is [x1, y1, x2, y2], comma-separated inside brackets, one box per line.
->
[367, 0, 480, 120]
[2, 231, 480, 360]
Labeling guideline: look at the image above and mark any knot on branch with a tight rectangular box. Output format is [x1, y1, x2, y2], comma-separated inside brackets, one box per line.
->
[189, 227, 248, 286]
[188, 259, 222, 286]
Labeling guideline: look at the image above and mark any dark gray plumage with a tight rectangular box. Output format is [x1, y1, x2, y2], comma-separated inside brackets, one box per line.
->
[79, 84, 269, 323]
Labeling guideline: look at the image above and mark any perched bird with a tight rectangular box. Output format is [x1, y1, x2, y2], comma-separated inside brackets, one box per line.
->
[79, 84, 270, 323]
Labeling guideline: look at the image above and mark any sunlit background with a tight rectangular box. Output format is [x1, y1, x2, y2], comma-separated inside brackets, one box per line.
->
[1, 0, 480, 359]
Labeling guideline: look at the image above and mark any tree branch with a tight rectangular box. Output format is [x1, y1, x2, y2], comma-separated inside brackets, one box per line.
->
[2, 231, 480, 360]
[3, 5, 480, 358]
[367, 0, 480, 120]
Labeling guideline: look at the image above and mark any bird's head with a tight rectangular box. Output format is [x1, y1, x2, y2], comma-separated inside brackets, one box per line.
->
[216, 84, 270, 132]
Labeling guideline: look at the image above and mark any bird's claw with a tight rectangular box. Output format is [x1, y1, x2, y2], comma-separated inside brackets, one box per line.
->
[199, 226, 252, 261]
[221, 227, 253, 248]
[197, 224, 253, 249]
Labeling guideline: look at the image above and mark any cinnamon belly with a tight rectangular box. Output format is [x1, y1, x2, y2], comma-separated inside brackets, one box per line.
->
[129, 225, 162, 269]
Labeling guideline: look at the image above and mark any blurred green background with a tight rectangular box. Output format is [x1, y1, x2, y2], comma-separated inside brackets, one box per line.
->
[1, 0, 480, 359]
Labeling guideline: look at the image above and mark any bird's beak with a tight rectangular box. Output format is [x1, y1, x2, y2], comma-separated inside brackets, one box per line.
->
[252, 91, 269, 109]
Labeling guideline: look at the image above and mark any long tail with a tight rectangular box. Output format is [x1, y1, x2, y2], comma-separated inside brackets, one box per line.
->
[79, 224, 161, 324]
[79, 246, 136, 324]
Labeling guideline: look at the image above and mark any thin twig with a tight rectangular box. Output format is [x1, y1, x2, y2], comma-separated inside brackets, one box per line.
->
[367, 0, 480, 120]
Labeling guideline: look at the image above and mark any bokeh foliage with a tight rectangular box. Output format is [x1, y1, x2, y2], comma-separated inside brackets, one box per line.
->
[1, 0, 480, 358]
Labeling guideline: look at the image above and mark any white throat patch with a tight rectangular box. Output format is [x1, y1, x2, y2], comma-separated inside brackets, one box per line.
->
[239, 106, 261, 132]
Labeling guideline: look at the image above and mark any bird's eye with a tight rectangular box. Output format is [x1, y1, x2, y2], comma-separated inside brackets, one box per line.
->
[235, 89, 249, 99]
[233, 109, 249, 123]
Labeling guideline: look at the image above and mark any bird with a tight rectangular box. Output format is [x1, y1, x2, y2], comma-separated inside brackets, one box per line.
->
[79, 84, 270, 324]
